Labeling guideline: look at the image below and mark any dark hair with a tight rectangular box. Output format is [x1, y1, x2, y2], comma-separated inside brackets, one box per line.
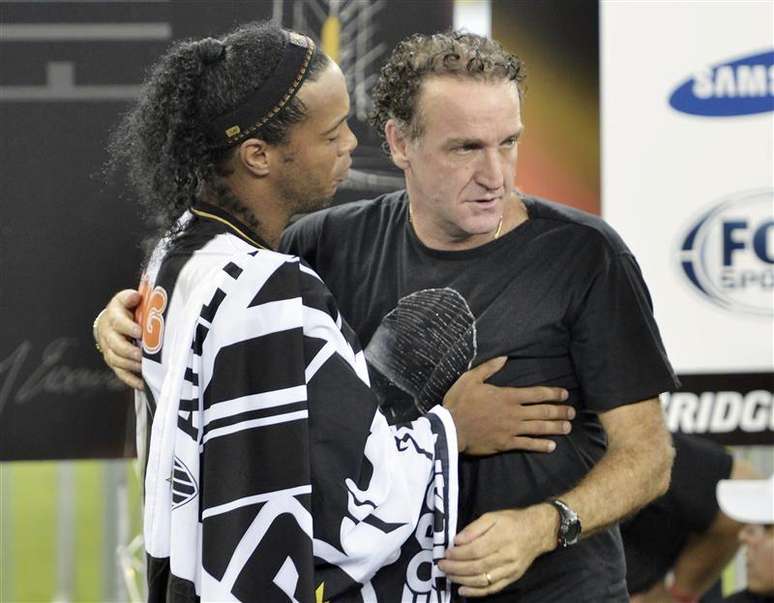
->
[369, 31, 526, 143]
[107, 21, 328, 236]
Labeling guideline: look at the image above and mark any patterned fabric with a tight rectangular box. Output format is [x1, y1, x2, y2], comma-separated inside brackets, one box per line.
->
[137, 210, 458, 602]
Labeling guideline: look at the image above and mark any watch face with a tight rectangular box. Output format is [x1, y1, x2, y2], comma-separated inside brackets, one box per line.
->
[565, 518, 581, 545]
[553, 500, 582, 547]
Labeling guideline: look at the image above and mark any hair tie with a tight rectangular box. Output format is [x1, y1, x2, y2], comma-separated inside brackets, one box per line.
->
[197, 37, 226, 66]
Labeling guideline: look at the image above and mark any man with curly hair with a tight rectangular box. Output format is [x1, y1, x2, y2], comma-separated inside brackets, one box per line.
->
[97, 30, 677, 601]
[281, 32, 677, 601]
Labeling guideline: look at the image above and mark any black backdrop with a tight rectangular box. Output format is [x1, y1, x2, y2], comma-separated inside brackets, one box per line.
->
[0, 0, 452, 460]
[4, 1, 763, 460]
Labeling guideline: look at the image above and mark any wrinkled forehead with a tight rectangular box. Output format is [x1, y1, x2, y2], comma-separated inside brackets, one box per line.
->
[415, 75, 522, 138]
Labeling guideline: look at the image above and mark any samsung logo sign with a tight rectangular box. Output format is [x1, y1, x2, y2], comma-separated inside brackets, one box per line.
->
[679, 189, 773, 316]
[669, 50, 774, 116]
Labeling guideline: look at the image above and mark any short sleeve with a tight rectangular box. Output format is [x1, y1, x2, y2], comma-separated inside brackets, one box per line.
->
[279, 212, 325, 267]
[569, 251, 680, 412]
[669, 433, 733, 532]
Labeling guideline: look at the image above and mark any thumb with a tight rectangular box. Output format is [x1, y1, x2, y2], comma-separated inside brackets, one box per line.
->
[468, 356, 507, 383]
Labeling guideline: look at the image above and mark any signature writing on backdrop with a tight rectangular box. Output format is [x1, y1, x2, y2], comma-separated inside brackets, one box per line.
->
[0, 338, 123, 415]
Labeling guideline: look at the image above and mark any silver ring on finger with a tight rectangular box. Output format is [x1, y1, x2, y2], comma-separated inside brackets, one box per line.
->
[484, 571, 493, 586]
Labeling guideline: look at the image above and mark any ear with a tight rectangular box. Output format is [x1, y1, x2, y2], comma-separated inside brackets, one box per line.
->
[237, 138, 271, 177]
[384, 119, 412, 171]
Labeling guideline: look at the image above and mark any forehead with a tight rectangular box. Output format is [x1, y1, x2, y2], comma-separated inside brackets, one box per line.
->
[294, 61, 349, 126]
[416, 75, 522, 140]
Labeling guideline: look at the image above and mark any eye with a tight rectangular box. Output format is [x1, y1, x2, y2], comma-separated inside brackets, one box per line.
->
[454, 144, 478, 155]
[502, 137, 518, 148]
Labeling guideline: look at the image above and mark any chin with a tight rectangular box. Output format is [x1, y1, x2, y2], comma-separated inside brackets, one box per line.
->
[311, 192, 337, 212]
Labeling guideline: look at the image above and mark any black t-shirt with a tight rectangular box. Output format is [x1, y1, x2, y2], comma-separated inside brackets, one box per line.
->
[281, 191, 679, 602]
[623, 433, 734, 598]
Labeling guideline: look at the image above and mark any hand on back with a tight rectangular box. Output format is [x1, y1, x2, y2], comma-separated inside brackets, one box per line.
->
[94, 289, 144, 390]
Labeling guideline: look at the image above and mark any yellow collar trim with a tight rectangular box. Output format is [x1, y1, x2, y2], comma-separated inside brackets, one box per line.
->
[190, 208, 268, 250]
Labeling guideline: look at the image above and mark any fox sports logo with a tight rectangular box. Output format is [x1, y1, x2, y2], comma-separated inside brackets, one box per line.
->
[679, 189, 773, 316]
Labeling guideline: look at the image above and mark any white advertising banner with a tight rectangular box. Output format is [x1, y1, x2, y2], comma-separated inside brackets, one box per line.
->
[601, 0, 773, 444]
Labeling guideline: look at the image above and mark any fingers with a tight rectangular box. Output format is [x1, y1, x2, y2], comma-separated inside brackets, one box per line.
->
[450, 560, 526, 597]
[508, 385, 569, 404]
[519, 402, 575, 421]
[97, 289, 144, 391]
[115, 288, 142, 310]
[106, 327, 142, 360]
[438, 557, 487, 577]
[514, 418, 572, 436]
[456, 572, 513, 597]
[105, 346, 142, 373]
[114, 367, 144, 391]
[444, 562, 521, 597]
[452, 513, 497, 548]
[466, 356, 507, 382]
[507, 436, 557, 453]
[106, 305, 142, 340]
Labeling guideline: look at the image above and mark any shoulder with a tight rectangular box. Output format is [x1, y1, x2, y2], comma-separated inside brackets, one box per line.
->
[284, 190, 406, 240]
[178, 232, 305, 297]
[524, 195, 632, 257]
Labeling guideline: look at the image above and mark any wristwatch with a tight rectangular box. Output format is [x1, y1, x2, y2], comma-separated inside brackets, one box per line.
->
[549, 499, 582, 548]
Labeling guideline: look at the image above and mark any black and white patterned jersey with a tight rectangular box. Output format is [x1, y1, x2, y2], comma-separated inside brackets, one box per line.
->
[135, 203, 458, 602]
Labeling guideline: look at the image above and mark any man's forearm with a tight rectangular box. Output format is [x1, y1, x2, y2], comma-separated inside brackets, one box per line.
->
[439, 398, 675, 597]
[531, 398, 675, 550]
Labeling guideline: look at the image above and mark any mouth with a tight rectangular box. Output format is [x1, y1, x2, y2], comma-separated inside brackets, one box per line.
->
[334, 163, 352, 184]
[470, 197, 501, 210]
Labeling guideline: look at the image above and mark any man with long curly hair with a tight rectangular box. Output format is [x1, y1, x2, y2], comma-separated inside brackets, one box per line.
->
[97, 30, 677, 601]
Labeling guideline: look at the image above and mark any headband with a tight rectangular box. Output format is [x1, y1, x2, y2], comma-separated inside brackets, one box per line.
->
[206, 31, 316, 148]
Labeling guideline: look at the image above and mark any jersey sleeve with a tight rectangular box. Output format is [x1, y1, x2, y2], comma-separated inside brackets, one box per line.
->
[192, 255, 317, 602]
[569, 251, 680, 412]
[297, 263, 458, 601]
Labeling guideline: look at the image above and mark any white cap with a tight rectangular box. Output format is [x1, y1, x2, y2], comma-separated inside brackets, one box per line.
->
[716, 474, 774, 524]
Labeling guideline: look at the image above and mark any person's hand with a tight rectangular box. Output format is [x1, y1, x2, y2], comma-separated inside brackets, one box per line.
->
[438, 504, 558, 597]
[443, 357, 573, 455]
[94, 289, 144, 390]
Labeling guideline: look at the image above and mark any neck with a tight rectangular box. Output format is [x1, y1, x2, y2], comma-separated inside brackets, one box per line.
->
[214, 177, 291, 250]
[407, 190, 527, 252]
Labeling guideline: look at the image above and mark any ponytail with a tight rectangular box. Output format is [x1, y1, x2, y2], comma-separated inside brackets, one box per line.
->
[106, 21, 329, 238]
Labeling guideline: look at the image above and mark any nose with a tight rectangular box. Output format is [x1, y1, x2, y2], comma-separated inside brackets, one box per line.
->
[340, 122, 358, 155]
[475, 149, 505, 191]
[739, 523, 763, 544]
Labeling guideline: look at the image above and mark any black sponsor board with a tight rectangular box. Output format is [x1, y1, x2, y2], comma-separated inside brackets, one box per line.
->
[0, 0, 451, 460]
[664, 373, 774, 446]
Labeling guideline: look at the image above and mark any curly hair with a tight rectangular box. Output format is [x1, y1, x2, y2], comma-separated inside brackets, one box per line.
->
[107, 21, 328, 237]
[369, 31, 526, 144]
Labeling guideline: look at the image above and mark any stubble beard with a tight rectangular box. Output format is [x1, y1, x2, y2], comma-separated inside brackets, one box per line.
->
[276, 168, 335, 217]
